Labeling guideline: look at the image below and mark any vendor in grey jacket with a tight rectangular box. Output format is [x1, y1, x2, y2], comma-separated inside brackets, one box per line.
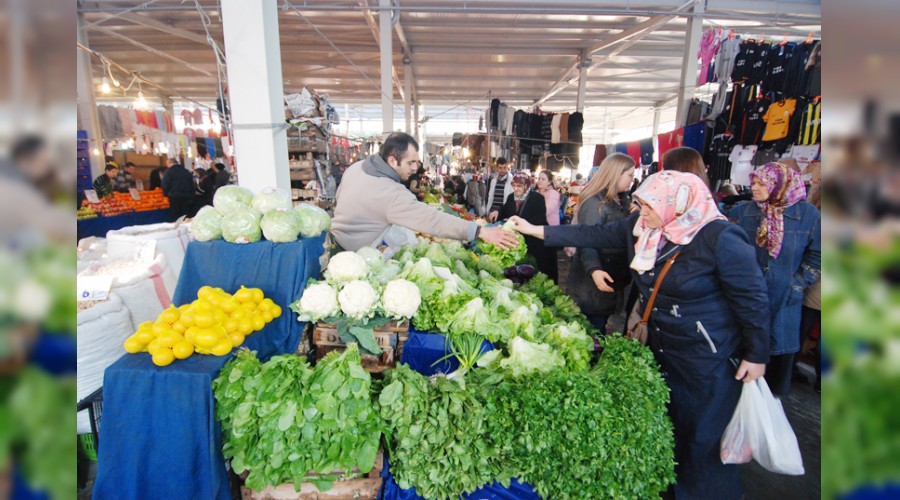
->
[331, 133, 518, 252]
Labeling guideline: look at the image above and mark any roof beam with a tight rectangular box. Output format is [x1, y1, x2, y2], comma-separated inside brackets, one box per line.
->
[88, 26, 215, 78]
[117, 12, 211, 46]
[534, 0, 696, 107]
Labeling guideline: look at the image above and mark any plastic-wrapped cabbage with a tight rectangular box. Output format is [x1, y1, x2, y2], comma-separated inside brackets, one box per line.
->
[213, 185, 254, 215]
[260, 209, 300, 243]
[221, 208, 262, 244]
[190, 206, 223, 241]
[251, 187, 292, 214]
[294, 203, 331, 238]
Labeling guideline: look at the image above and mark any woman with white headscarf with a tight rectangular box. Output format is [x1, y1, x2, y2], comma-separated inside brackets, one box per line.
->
[510, 171, 770, 500]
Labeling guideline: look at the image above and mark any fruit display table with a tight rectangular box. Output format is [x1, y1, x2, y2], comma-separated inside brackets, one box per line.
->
[76, 209, 170, 241]
[92, 235, 326, 500]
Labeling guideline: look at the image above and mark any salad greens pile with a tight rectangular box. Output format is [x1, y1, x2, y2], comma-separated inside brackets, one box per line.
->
[214, 345, 382, 492]
[475, 220, 528, 268]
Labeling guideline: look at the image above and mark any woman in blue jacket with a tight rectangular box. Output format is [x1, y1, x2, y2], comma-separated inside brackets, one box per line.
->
[510, 171, 770, 499]
[727, 162, 821, 397]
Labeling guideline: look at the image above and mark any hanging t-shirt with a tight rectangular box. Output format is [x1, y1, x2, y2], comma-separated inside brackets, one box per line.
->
[764, 42, 793, 95]
[787, 144, 821, 174]
[181, 109, 194, 126]
[761, 99, 797, 142]
[559, 113, 570, 143]
[805, 41, 822, 97]
[739, 96, 770, 145]
[697, 28, 721, 86]
[193, 108, 204, 125]
[731, 39, 758, 83]
[749, 41, 772, 85]
[729, 144, 758, 186]
[657, 128, 684, 164]
[568, 112, 584, 144]
[639, 138, 655, 166]
[683, 122, 706, 152]
[715, 37, 741, 83]
[752, 146, 780, 167]
[708, 134, 735, 182]
[783, 42, 814, 98]
[795, 100, 822, 145]
[550, 114, 562, 144]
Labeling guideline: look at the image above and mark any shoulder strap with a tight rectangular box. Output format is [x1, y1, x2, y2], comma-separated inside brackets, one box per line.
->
[641, 250, 682, 323]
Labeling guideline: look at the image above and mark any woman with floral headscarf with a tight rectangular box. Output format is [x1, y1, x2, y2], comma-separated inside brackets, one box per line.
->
[727, 162, 821, 398]
[496, 171, 558, 282]
[510, 171, 770, 499]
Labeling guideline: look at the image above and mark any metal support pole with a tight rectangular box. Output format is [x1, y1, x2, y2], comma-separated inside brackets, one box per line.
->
[77, 14, 107, 177]
[413, 101, 420, 143]
[576, 50, 589, 113]
[674, 0, 704, 127]
[221, 0, 290, 191]
[379, 0, 394, 135]
[404, 57, 412, 134]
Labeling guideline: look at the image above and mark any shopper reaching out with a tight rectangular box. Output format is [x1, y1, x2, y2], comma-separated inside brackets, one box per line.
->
[497, 171, 557, 282]
[509, 170, 770, 499]
[331, 132, 518, 253]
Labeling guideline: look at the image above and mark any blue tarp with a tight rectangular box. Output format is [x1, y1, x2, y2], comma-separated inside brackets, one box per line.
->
[92, 236, 325, 500]
[77, 209, 170, 240]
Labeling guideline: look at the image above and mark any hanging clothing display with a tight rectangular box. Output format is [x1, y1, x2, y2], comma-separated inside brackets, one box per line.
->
[714, 36, 742, 83]
[752, 146, 780, 167]
[805, 41, 822, 97]
[639, 138, 655, 166]
[738, 95, 771, 146]
[697, 28, 721, 86]
[592, 144, 607, 166]
[657, 128, 684, 163]
[761, 99, 798, 142]
[708, 133, 735, 182]
[728, 145, 758, 186]
[782, 41, 815, 98]
[795, 99, 821, 146]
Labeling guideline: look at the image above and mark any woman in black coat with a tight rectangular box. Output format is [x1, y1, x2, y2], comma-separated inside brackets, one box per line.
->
[510, 171, 769, 500]
[498, 171, 557, 282]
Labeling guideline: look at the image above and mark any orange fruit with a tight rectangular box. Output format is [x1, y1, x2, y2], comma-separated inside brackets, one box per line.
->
[172, 341, 195, 359]
[123, 336, 144, 354]
[152, 349, 175, 366]
[229, 332, 245, 347]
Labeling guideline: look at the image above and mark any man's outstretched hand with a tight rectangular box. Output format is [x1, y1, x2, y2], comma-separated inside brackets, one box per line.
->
[479, 226, 519, 249]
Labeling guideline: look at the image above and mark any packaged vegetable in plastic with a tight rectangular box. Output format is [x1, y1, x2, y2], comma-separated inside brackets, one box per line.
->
[293, 203, 331, 238]
[221, 208, 262, 244]
[190, 206, 224, 241]
[260, 208, 301, 243]
[251, 187, 292, 214]
[213, 185, 254, 215]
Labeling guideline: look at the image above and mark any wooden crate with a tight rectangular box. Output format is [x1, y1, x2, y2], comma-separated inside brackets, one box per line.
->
[313, 321, 408, 373]
[240, 449, 384, 500]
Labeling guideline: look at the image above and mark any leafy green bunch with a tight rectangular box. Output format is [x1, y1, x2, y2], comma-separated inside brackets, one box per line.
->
[378, 364, 510, 499]
[380, 337, 675, 499]
[214, 345, 382, 493]
[475, 221, 528, 269]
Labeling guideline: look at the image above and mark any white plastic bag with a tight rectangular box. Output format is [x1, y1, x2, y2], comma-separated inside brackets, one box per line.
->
[720, 378, 805, 475]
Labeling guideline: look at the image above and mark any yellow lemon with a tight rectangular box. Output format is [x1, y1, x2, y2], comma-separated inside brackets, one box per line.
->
[172, 341, 195, 359]
[261, 311, 274, 323]
[151, 322, 168, 336]
[238, 319, 254, 336]
[159, 306, 180, 324]
[269, 305, 282, 318]
[171, 321, 187, 334]
[223, 318, 239, 334]
[146, 338, 162, 356]
[184, 326, 200, 343]
[152, 349, 175, 366]
[213, 309, 227, 325]
[197, 286, 216, 302]
[123, 336, 145, 354]
[193, 329, 219, 349]
[135, 329, 155, 344]
[138, 321, 154, 331]
[252, 316, 266, 332]
[219, 298, 238, 314]
[180, 310, 196, 327]
[157, 332, 184, 349]
[194, 311, 216, 328]
[249, 288, 264, 303]
[178, 304, 191, 312]
[234, 286, 254, 303]
[228, 332, 245, 347]
[210, 339, 233, 356]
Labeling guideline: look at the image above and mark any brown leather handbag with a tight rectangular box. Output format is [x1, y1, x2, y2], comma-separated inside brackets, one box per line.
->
[626, 251, 681, 344]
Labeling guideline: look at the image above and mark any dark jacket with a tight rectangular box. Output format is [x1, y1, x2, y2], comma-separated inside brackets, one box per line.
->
[499, 191, 552, 274]
[149, 166, 166, 191]
[196, 169, 217, 207]
[161, 164, 194, 200]
[727, 200, 821, 355]
[214, 169, 230, 189]
[114, 171, 136, 193]
[567, 192, 632, 316]
[545, 214, 770, 499]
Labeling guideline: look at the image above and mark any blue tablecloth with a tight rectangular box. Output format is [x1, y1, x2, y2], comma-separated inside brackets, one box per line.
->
[92, 236, 325, 500]
[77, 209, 170, 241]
[385, 329, 540, 500]
[29, 333, 76, 375]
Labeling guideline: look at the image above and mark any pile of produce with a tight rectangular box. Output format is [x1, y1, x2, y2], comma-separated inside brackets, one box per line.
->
[78, 195, 133, 217]
[190, 186, 330, 244]
[291, 249, 421, 354]
[123, 285, 282, 366]
[475, 220, 527, 268]
[213, 344, 382, 492]
[115, 188, 169, 212]
[378, 336, 675, 499]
